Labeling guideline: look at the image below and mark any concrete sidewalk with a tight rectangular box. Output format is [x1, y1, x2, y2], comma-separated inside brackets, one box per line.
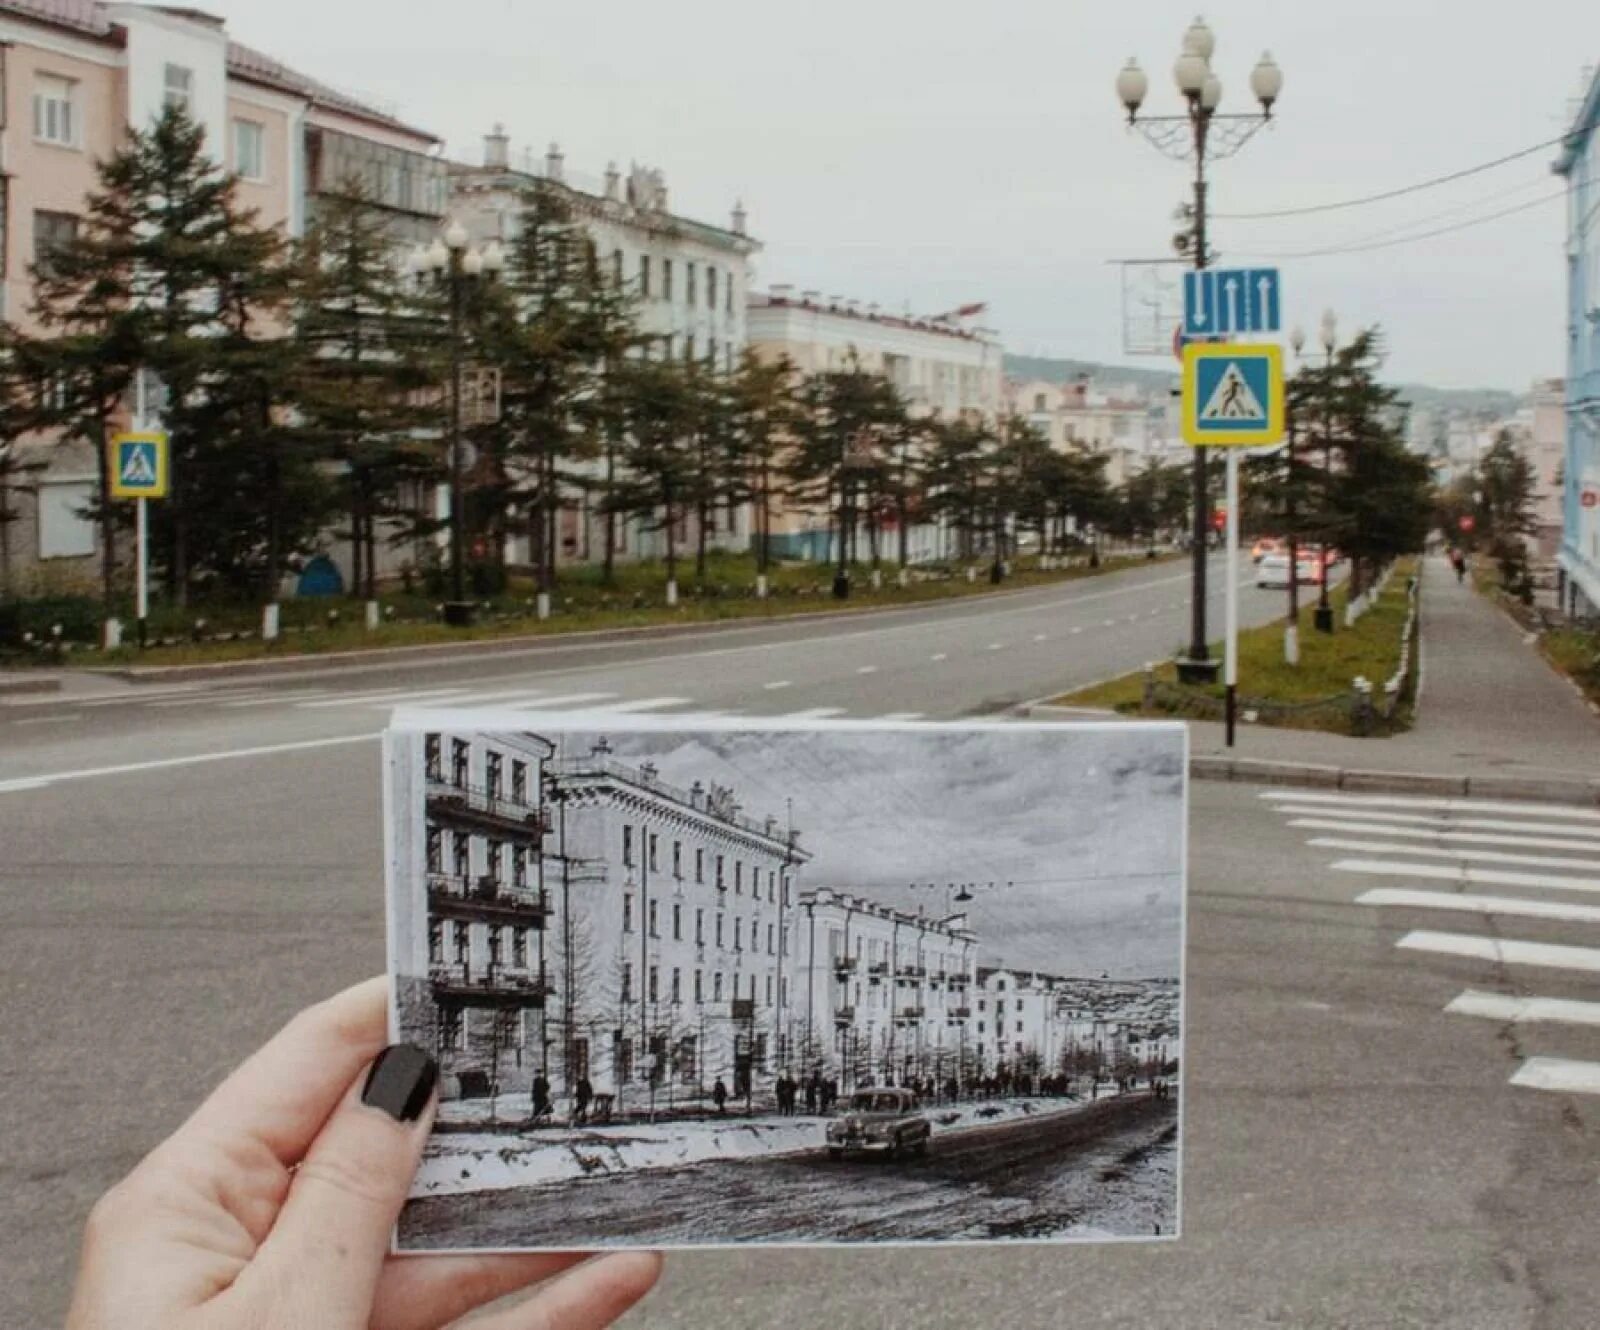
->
[1038, 554, 1600, 794]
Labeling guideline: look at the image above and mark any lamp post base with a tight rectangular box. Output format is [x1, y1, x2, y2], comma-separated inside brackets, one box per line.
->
[1314, 604, 1335, 634]
[832, 572, 851, 601]
[1175, 656, 1221, 686]
[443, 600, 477, 628]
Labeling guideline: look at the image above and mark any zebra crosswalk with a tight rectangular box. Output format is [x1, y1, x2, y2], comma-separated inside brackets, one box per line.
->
[1263, 787, 1600, 1100]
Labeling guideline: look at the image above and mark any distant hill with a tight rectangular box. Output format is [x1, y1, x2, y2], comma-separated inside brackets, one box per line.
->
[1003, 354, 1525, 417]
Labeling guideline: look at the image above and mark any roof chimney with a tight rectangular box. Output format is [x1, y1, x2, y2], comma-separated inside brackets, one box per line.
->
[545, 142, 564, 183]
[603, 161, 621, 201]
[732, 199, 748, 235]
[484, 123, 509, 170]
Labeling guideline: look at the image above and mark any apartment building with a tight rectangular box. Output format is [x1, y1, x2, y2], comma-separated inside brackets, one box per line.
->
[0, 1, 442, 592]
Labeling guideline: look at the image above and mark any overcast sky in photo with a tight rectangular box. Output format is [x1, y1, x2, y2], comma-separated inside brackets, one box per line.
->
[198, 0, 1592, 392]
[544, 724, 1186, 980]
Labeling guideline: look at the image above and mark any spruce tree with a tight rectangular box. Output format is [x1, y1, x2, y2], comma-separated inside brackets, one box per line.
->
[608, 356, 697, 597]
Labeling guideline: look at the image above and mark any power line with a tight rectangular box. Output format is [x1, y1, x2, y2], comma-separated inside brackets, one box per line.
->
[1234, 190, 1565, 261]
[1211, 131, 1581, 221]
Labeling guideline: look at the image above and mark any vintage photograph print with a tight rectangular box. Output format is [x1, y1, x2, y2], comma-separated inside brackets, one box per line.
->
[385, 715, 1186, 1252]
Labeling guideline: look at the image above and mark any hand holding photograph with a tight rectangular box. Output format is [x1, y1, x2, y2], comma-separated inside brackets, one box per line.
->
[384, 713, 1186, 1252]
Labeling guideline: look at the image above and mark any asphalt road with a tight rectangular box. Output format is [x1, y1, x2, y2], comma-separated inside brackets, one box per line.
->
[398, 1096, 1178, 1249]
[6, 564, 1599, 1328]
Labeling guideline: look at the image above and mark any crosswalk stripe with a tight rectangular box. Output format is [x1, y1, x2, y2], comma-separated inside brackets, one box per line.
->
[75, 688, 207, 707]
[1357, 888, 1600, 926]
[780, 708, 847, 720]
[409, 687, 557, 706]
[1288, 818, 1600, 854]
[588, 697, 692, 714]
[1510, 1057, 1600, 1096]
[302, 687, 470, 710]
[1310, 837, 1600, 873]
[1265, 789, 1600, 824]
[219, 691, 338, 709]
[1447, 991, 1600, 1029]
[295, 686, 456, 709]
[1396, 930, 1600, 975]
[1273, 805, 1600, 840]
[1334, 858, 1600, 895]
[464, 693, 617, 711]
[878, 712, 926, 722]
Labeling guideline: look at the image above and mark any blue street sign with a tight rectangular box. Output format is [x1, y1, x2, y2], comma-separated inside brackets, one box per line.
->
[1183, 268, 1282, 337]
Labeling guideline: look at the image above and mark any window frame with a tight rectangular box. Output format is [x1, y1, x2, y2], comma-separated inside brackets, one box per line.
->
[232, 117, 265, 182]
[32, 74, 77, 148]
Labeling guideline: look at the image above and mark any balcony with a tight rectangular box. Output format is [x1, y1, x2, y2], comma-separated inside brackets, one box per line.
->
[951, 1007, 972, 1020]
[427, 779, 549, 838]
[834, 1006, 857, 1026]
[897, 965, 927, 980]
[898, 1006, 926, 1021]
[429, 965, 550, 1010]
[868, 962, 890, 976]
[833, 957, 858, 976]
[428, 873, 550, 927]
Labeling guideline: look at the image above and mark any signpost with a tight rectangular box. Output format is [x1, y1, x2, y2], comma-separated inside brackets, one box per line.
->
[108, 431, 169, 650]
[1184, 267, 1282, 336]
[1182, 343, 1286, 751]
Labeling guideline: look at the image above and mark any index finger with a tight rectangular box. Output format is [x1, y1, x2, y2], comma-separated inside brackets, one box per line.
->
[170, 976, 391, 1166]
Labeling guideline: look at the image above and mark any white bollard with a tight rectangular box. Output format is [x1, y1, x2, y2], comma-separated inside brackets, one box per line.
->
[665, 580, 679, 608]
[1284, 624, 1299, 665]
[261, 603, 280, 642]
[871, 569, 882, 591]
[103, 618, 122, 650]
[898, 567, 910, 589]
[756, 574, 769, 600]
[365, 600, 380, 631]
[537, 592, 552, 621]
[967, 567, 977, 584]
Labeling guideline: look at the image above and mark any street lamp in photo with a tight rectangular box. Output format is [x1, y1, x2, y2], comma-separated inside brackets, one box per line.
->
[409, 223, 506, 626]
[1117, 19, 1283, 683]
[1315, 308, 1338, 634]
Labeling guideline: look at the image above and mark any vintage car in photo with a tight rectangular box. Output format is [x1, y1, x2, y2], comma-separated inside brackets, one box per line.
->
[825, 1087, 932, 1159]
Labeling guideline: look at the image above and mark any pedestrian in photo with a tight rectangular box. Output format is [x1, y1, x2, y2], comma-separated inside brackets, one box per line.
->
[1449, 545, 1467, 583]
[574, 1074, 594, 1126]
[805, 1072, 820, 1115]
[712, 1077, 728, 1115]
[530, 1070, 552, 1125]
[63, 978, 662, 1330]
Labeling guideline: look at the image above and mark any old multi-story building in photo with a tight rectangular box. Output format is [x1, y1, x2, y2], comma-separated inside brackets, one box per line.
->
[0, 0, 443, 596]
[794, 889, 978, 1090]
[745, 289, 1004, 565]
[546, 740, 807, 1109]
[391, 731, 555, 1103]
[1007, 376, 1157, 488]
[449, 129, 760, 573]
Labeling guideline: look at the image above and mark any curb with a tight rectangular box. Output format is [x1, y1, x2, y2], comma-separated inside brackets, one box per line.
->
[1188, 755, 1600, 808]
[0, 675, 62, 697]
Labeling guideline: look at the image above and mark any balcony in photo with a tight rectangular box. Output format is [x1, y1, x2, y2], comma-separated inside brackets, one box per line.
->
[427, 873, 550, 928]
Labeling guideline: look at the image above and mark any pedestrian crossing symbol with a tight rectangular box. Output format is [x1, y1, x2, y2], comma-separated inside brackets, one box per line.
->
[109, 431, 170, 500]
[1182, 343, 1285, 447]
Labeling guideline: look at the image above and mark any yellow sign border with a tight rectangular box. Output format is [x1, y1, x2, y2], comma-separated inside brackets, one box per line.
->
[1182, 342, 1285, 448]
[109, 431, 170, 500]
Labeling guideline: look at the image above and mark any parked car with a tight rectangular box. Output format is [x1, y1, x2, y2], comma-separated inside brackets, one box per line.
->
[1251, 536, 1282, 564]
[1256, 553, 1323, 589]
[825, 1087, 931, 1159]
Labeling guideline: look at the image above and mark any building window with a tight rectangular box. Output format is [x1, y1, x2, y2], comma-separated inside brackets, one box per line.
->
[486, 752, 503, 798]
[512, 846, 527, 888]
[451, 834, 468, 880]
[716, 914, 724, 948]
[511, 760, 527, 804]
[33, 75, 77, 147]
[734, 918, 743, 952]
[485, 839, 503, 885]
[438, 1007, 463, 1052]
[672, 902, 683, 940]
[424, 735, 442, 780]
[623, 825, 634, 866]
[695, 909, 704, 944]
[663, 258, 673, 302]
[707, 267, 718, 312]
[684, 333, 695, 362]
[512, 928, 528, 967]
[695, 849, 704, 883]
[671, 967, 682, 1003]
[624, 894, 634, 933]
[648, 966, 659, 1003]
[35, 480, 93, 559]
[694, 970, 704, 1002]
[428, 920, 443, 964]
[33, 210, 78, 280]
[453, 921, 469, 963]
[639, 254, 651, 298]
[612, 247, 624, 286]
[766, 975, 773, 1006]
[687, 262, 696, 307]
[163, 63, 194, 113]
[673, 841, 683, 878]
[767, 923, 775, 955]
[648, 899, 659, 938]
[451, 739, 469, 789]
[232, 118, 265, 181]
[716, 855, 724, 889]
[426, 828, 442, 873]
[714, 972, 724, 1001]
[727, 274, 735, 315]
[487, 925, 503, 968]
[649, 832, 658, 871]
[622, 964, 633, 1004]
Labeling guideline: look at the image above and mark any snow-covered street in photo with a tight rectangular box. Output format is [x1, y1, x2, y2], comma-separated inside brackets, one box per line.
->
[400, 1092, 1178, 1249]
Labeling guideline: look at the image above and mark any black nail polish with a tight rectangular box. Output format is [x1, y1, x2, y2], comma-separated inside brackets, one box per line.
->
[362, 1045, 438, 1123]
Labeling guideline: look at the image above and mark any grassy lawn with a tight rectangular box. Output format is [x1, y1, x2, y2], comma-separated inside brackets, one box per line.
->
[1539, 629, 1600, 710]
[5, 549, 1179, 670]
[1052, 557, 1420, 734]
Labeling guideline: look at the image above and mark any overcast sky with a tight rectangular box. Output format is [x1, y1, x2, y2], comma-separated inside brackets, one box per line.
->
[206, 0, 1591, 390]
[545, 724, 1186, 980]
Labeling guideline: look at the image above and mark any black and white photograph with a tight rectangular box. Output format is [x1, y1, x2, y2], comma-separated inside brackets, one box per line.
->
[385, 714, 1186, 1252]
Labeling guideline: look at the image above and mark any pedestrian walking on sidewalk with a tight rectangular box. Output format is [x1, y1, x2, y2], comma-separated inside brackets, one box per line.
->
[1449, 546, 1467, 583]
[712, 1077, 728, 1115]
[574, 1075, 593, 1126]
[806, 1072, 820, 1115]
[531, 1071, 552, 1125]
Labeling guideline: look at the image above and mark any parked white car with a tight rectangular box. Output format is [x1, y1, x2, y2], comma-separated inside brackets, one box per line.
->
[1256, 553, 1323, 589]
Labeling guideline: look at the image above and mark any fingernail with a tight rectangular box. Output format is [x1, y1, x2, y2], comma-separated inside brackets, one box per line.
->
[362, 1044, 438, 1123]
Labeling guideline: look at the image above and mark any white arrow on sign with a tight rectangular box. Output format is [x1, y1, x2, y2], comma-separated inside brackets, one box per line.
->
[1257, 274, 1274, 330]
[1223, 276, 1241, 333]
[1190, 273, 1210, 330]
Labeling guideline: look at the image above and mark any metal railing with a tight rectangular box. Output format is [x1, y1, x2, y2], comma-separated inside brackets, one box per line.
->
[427, 778, 549, 831]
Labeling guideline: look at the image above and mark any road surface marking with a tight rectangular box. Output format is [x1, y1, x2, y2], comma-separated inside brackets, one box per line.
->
[1396, 930, 1600, 975]
[1034, 634, 1048, 643]
[1511, 1057, 1600, 1096]
[73, 687, 208, 707]
[1288, 818, 1600, 854]
[1103, 619, 1117, 628]
[0, 733, 378, 794]
[780, 708, 847, 720]
[1358, 888, 1600, 925]
[410, 687, 562, 706]
[1333, 858, 1600, 895]
[14, 714, 86, 727]
[1447, 991, 1600, 1029]
[878, 712, 926, 722]
[1265, 790, 1600, 823]
[297, 686, 466, 709]
[1272, 805, 1600, 840]
[764, 681, 793, 691]
[219, 691, 339, 709]
[857, 666, 879, 675]
[987, 643, 1005, 652]
[930, 654, 948, 662]
[484, 692, 618, 711]
[1310, 838, 1600, 873]
[1071, 626, 1084, 635]
[589, 697, 692, 714]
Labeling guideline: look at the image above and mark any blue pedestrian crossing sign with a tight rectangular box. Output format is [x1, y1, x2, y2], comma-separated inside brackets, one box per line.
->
[1182, 343, 1285, 447]
[1183, 267, 1282, 336]
[109, 431, 170, 500]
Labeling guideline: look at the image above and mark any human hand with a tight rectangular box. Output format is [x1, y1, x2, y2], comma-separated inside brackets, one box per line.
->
[65, 977, 662, 1329]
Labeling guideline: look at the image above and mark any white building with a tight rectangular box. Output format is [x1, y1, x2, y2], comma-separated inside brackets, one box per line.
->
[746, 289, 1005, 564]
[546, 739, 808, 1109]
[450, 130, 761, 570]
[1008, 377, 1157, 487]
[794, 890, 978, 1089]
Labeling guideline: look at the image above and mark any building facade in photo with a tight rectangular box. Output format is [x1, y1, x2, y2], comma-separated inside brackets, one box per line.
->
[0, 0, 442, 597]
[793, 889, 978, 1089]
[1556, 65, 1600, 616]
[392, 731, 556, 1103]
[1008, 377, 1157, 488]
[745, 289, 1005, 565]
[449, 130, 760, 573]
[546, 740, 808, 1110]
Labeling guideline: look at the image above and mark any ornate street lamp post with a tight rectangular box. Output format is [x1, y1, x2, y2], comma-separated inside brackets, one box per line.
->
[834, 430, 878, 601]
[1117, 18, 1283, 683]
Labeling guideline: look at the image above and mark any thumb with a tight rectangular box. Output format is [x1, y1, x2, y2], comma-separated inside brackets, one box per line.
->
[248, 1044, 438, 1325]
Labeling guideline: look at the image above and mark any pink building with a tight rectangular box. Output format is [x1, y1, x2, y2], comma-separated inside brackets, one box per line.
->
[0, 1, 443, 593]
